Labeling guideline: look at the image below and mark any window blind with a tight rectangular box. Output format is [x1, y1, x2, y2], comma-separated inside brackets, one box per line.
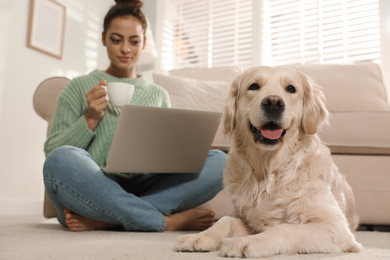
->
[160, 0, 253, 70]
[160, 0, 381, 70]
[263, 0, 381, 65]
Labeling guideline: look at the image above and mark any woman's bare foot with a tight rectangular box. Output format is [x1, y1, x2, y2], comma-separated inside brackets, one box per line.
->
[64, 208, 116, 232]
[164, 208, 215, 231]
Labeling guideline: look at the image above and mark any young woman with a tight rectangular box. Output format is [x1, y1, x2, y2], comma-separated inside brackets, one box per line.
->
[43, 0, 226, 232]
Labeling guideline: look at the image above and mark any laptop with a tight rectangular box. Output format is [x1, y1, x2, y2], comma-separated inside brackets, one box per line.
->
[105, 105, 222, 174]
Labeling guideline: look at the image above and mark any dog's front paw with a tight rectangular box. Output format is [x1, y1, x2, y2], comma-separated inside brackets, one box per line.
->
[176, 232, 219, 252]
[219, 238, 249, 258]
[218, 237, 270, 258]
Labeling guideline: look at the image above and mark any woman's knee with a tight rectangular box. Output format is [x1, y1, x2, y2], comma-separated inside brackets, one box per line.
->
[208, 149, 227, 171]
[43, 146, 88, 178]
[203, 150, 227, 184]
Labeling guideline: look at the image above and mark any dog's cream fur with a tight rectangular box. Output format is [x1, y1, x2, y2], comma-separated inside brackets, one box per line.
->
[176, 66, 361, 258]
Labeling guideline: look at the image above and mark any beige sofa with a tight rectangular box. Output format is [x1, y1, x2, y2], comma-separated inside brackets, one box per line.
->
[34, 62, 390, 226]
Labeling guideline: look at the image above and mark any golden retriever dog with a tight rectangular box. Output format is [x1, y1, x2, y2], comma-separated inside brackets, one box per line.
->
[176, 66, 361, 258]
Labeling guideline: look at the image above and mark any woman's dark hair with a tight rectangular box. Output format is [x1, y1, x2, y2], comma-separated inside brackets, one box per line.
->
[103, 0, 147, 34]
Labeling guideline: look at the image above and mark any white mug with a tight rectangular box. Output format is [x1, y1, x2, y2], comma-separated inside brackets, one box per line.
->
[105, 82, 134, 107]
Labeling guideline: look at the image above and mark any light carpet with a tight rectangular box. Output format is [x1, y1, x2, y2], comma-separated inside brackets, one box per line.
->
[1, 216, 390, 260]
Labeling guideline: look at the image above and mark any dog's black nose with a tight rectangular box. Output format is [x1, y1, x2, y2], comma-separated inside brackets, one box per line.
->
[261, 95, 285, 115]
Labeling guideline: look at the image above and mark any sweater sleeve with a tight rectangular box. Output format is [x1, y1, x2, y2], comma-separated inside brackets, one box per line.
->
[44, 86, 96, 156]
[161, 88, 172, 108]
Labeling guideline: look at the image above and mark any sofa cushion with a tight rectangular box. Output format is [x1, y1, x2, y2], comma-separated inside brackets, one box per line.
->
[332, 154, 390, 224]
[153, 73, 230, 150]
[289, 63, 390, 112]
[319, 112, 390, 155]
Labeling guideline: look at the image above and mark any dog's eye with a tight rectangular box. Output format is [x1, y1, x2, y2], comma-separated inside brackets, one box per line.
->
[248, 83, 260, 91]
[286, 85, 296, 93]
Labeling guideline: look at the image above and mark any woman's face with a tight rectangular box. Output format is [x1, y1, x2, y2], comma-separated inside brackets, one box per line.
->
[102, 15, 146, 76]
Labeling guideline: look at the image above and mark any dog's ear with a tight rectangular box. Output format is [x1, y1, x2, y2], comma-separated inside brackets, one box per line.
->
[300, 72, 329, 135]
[223, 75, 241, 135]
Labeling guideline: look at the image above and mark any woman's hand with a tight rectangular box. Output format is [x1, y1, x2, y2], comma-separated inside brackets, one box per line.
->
[84, 79, 108, 131]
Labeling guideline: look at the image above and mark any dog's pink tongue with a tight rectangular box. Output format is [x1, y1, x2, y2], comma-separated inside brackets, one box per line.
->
[260, 127, 284, 140]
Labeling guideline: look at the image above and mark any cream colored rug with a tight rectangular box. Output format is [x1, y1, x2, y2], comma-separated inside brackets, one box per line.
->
[1, 216, 390, 260]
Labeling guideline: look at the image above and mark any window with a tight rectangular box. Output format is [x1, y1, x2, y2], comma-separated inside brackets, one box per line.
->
[263, 0, 381, 65]
[159, 0, 381, 69]
[159, 0, 253, 70]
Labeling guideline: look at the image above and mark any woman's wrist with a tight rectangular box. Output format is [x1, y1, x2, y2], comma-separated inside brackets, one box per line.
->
[84, 114, 100, 131]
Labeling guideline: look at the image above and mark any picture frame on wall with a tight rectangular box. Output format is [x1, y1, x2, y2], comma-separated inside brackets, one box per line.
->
[27, 0, 66, 59]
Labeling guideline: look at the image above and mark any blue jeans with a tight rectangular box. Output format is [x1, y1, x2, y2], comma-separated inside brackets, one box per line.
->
[43, 146, 226, 232]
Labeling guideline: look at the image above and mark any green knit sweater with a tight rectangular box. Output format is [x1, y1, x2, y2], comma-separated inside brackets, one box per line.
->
[44, 70, 171, 176]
